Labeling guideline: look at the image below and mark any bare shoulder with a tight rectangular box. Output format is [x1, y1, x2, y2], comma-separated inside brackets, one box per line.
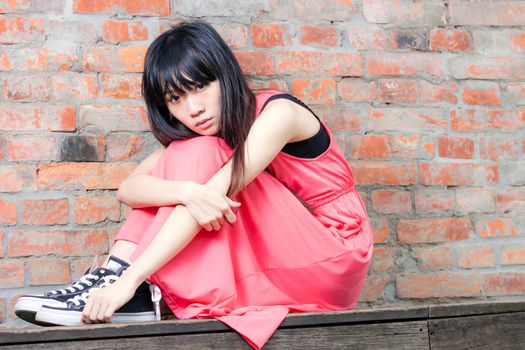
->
[258, 96, 320, 142]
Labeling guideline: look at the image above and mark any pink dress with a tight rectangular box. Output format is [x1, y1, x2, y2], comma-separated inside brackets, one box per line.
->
[114, 90, 373, 349]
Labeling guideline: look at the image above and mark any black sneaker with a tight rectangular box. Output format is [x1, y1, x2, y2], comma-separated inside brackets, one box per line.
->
[35, 277, 160, 326]
[14, 256, 129, 326]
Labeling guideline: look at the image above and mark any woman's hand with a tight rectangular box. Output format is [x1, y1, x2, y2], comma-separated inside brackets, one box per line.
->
[82, 279, 136, 324]
[180, 182, 241, 231]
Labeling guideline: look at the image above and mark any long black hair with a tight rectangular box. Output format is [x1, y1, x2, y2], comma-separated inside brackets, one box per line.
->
[142, 21, 256, 197]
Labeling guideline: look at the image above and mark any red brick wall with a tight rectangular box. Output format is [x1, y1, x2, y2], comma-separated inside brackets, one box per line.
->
[1, 0, 524, 326]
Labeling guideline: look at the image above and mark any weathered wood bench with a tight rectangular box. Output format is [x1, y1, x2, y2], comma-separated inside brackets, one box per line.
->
[1, 300, 525, 349]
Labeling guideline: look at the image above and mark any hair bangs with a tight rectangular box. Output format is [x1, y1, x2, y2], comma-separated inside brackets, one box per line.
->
[158, 45, 217, 103]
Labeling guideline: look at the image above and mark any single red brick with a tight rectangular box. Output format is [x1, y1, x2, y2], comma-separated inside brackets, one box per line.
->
[372, 217, 389, 244]
[0, 47, 47, 71]
[349, 134, 391, 159]
[45, 46, 80, 72]
[268, 0, 358, 21]
[8, 229, 109, 257]
[234, 51, 274, 76]
[368, 108, 447, 131]
[366, 52, 444, 77]
[449, 1, 525, 26]
[371, 190, 411, 215]
[397, 217, 471, 243]
[511, 33, 525, 52]
[430, 28, 470, 52]
[102, 19, 148, 42]
[359, 274, 390, 302]
[3, 74, 50, 102]
[0, 104, 40, 131]
[477, 217, 519, 238]
[216, 24, 248, 49]
[450, 56, 525, 79]
[370, 246, 400, 271]
[83, 46, 148, 73]
[462, 84, 501, 105]
[414, 189, 455, 214]
[21, 198, 69, 225]
[438, 136, 475, 159]
[482, 272, 525, 296]
[51, 73, 98, 102]
[349, 161, 418, 185]
[419, 80, 459, 104]
[337, 79, 377, 102]
[0, 165, 35, 192]
[107, 134, 146, 161]
[7, 135, 56, 161]
[480, 136, 520, 161]
[276, 51, 362, 76]
[0, 199, 16, 225]
[346, 26, 390, 51]
[0, 0, 66, 13]
[496, 188, 525, 213]
[314, 105, 362, 132]
[413, 247, 452, 271]
[73, 0, 169, 16]
[47, 20, 97, 43]
[503, 82, 525, 105]
[100, 74, 142, 100]
[42, 105, 76, 132]
[363, 0, 446, 26]
[79, 105, 149, 133]
[299, 25, 338, 47]
[291, 79, 336, 104]
[457, 246, 496, 269]
[420, 163, 499, 186]
[74, 197, 120, 224]
[391, 134, 435, 160]
[0, 17, 45, 44]
[37, 162, 137, 190]
[397, 272, 480, 298]
[501, 244, 525, 265]
[456, 188, 495, 214]
[251, 23, 286, 48]
[378, 79, 417, 103]
[0, 232, 3, 257]
[0, 261, 25, 288]
[28, 258, 71, 285]
[451, 109, 525, 132]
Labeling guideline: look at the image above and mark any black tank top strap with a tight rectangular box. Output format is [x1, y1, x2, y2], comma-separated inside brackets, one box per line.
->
[258, 93, 330, 159]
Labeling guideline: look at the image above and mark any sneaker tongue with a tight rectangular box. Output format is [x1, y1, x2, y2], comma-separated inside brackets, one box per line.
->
[105, 255, 130, 274]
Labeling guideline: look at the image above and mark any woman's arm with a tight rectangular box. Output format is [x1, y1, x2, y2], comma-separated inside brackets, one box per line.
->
[82, 100, 302, 323]
[115, 147, 184, 208]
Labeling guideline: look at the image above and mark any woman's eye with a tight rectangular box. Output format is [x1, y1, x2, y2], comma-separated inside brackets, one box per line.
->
[167, 95, 180, 103]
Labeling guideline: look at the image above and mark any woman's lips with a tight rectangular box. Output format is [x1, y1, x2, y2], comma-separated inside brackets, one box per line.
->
[196, 117, 213, 127]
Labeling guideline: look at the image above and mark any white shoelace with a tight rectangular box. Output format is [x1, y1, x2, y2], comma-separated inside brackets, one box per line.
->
[48, 273, 100, 295]
[68, 275, 119, 307]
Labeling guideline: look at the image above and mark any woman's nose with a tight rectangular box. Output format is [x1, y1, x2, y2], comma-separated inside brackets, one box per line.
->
[187, 95, 205, 117]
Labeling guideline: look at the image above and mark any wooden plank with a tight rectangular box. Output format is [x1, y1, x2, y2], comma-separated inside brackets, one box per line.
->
[2, 321, 429, 350]
[429, 311, 525, 350]
[429, 300, 525, 318]
[0, 306, 428, 345]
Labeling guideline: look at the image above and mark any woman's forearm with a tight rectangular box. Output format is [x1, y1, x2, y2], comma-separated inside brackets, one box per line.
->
[116, 175, 190, 208]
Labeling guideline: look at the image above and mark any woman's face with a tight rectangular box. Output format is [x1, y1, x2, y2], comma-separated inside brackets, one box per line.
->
[164, 79, 222, 136]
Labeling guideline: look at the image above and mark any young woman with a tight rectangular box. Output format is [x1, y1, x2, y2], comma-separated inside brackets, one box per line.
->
[16, 21, 373, 349]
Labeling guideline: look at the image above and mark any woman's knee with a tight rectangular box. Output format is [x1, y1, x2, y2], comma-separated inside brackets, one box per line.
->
[155, 136, 233, 183]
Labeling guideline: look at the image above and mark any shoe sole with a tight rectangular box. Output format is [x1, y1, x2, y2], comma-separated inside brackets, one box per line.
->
[35, 308, 156, 327]
[15, 297, 65, 326]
